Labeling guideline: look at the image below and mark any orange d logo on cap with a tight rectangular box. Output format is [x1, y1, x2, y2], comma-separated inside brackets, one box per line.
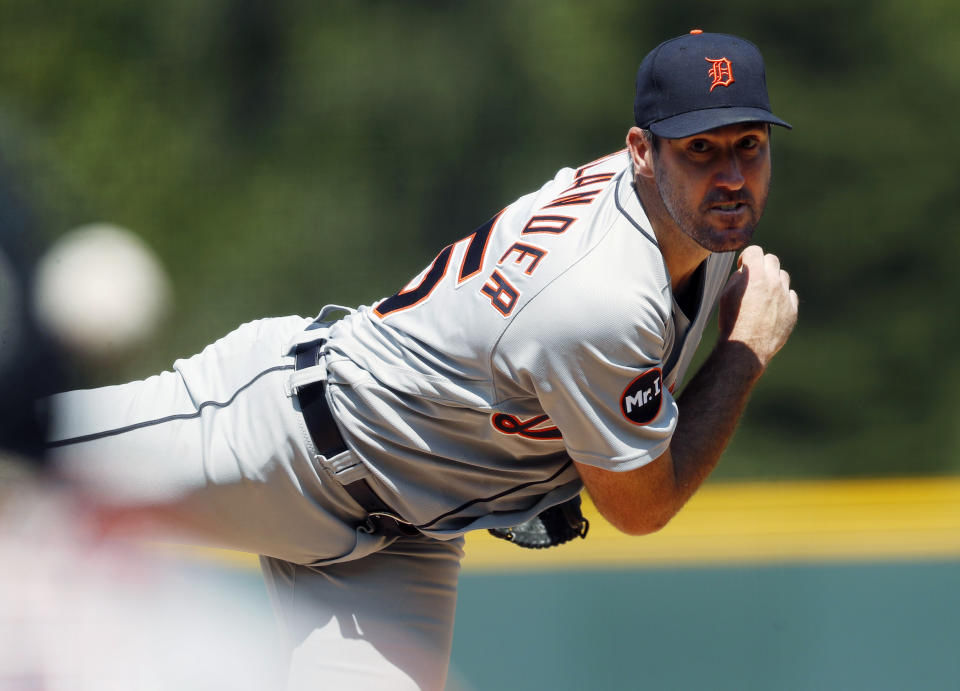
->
[706, 57, 734, 92]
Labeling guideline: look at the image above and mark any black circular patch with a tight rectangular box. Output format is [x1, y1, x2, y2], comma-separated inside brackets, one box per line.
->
[620, 368, 663, 425]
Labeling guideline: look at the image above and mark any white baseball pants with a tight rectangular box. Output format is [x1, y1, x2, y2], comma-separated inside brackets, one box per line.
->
[48, 316, 464, 690]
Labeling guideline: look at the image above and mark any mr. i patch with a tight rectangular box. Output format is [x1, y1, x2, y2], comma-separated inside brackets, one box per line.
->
[620, 368, 663, 425]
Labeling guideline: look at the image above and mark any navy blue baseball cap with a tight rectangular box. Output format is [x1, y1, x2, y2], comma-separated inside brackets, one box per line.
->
[634, 30, 791, 138]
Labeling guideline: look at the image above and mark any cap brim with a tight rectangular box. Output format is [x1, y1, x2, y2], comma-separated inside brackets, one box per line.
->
[649, 107, 792, 139]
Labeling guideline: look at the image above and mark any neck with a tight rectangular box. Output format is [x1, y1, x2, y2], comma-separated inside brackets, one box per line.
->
[634, 176, 710, 295]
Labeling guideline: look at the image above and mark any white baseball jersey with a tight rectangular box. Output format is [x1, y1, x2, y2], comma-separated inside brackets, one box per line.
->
[318, 149, 735, 536]
[46, 148, 736, 690]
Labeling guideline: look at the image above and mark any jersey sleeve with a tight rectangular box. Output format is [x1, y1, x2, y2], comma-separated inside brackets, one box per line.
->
[492, 237, 678, 472]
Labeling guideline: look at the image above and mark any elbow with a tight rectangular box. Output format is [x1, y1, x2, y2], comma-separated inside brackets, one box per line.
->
[609, 510, 675, 537]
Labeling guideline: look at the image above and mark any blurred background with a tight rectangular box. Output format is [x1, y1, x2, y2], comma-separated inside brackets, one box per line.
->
[2, 0, 958, 689]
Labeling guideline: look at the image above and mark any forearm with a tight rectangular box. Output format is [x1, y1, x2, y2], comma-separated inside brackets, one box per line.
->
[576, 339, 766, 536]
[577, 246, 797, 535]
[668, 338, 765, 505]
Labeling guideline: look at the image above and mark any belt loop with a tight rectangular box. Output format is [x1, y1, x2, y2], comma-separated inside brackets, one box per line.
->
[294, 339, 323, 370]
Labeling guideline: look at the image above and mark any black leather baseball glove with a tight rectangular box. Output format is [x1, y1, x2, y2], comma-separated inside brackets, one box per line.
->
[488, 495, 589, 549]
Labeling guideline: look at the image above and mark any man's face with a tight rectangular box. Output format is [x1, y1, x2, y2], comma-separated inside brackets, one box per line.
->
[652, 123, 772, 253]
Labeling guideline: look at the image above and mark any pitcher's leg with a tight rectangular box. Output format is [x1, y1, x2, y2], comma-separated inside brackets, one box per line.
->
[261, 535, 464, 691]
[45, 316, 363, 561]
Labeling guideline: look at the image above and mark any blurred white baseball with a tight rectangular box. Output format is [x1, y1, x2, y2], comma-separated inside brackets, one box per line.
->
[33, 223, 171, 357]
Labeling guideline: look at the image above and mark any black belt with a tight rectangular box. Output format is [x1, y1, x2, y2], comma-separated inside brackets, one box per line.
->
[295, 341, 420, 538]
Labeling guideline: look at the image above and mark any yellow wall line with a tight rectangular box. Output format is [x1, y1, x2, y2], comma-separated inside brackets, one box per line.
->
[461, 476, 960, 571]
[164, 476, 960, 572]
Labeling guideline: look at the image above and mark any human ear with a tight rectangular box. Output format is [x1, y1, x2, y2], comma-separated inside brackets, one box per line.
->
[626, 126, 655, 180]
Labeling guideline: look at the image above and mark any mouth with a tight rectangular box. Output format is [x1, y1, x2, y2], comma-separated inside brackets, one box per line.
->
[703, 199, 754, 231]
[704, 191, 753, 215]
[712, 202, 744, 212]
[707, 201, 750, 216]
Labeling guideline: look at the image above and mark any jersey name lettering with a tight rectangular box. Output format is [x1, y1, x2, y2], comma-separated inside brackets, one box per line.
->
[377, 157, 617, 319]
[561, 172, 615, 192]
[542, 189, 602, 208]
[480, 271, 519, 316]
[522, 215, 575, 235]
[499, 243, 546, 275]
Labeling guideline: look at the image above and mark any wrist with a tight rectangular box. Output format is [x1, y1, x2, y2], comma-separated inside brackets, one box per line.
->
[711, 338, 767, 382]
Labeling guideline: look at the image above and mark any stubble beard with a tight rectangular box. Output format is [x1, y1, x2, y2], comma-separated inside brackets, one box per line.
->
[654, 164, 770, 254]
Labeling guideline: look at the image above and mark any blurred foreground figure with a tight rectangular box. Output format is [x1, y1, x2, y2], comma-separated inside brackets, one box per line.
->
[0, 178, 281, 690]
[0, 177, 51, 464]
[0, 492, 283, 690]
[48, 31, 799, 690]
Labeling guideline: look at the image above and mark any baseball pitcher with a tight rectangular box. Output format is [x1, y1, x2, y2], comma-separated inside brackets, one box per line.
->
[47, 31, 798, 690]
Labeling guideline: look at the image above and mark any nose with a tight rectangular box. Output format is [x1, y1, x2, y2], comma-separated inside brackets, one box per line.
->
[714, 151, 745, 191]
